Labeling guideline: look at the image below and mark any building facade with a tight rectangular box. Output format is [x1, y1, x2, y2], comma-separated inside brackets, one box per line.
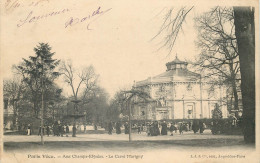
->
[132, 56, 228, 121]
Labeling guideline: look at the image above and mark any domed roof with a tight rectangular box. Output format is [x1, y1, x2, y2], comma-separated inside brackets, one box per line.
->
[166, 55, 188, 66]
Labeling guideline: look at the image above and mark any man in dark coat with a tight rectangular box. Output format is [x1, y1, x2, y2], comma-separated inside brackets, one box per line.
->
[169, 123, 174, 136]
[161, 121, 168, 135]
[72, 124, 76, 137]
[146, 123, 151, 136]
[192, 120, 199, 134]
[84, 125, 86, 133]
[46, 125, 50, 136]
[58, 124, 62, 136]
[66, 125, 69, 137]
[153, 121, 159, 136]
[108, 121, 113, 135]
[116, 122, 121, 134]
[199, 120, 204, 134]
[179, 123, 184, 134]
[124, 122, 129, 134]
[61, 125, 65, 137]
[38, 126, 44, 136]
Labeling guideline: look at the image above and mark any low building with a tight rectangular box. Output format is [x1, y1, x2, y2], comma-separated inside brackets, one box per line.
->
[132, 56, 228, 121]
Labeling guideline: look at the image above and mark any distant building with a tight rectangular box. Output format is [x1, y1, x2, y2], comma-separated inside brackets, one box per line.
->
[132, 56, 228, 121]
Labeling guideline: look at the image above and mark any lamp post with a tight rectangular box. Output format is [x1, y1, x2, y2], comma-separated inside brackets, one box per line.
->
[71, 99, 81, 137]
[40, 55, 45, 145]
[128, 99, 132, 142]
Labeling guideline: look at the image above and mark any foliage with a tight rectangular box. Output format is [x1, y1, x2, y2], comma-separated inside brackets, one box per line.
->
[212, 104, 223, 119]
[15, 43, 60, 117]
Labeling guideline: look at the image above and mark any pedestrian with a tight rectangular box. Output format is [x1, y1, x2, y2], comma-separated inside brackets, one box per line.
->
[53, 122, 59, 136]
[124, 122, 129, 134]
[46, 125, 50, 136]
[137, 124, 141, 134]
[150, 122, 154, 136]
[192, 120, 199, 134]
[72, 124, 76, 137]
[116, 121, 121, 134]
[153, 121, 160, 136]
[61, 125, 65, 137]
[84, 124, 86, 133]
[174, 123, 178, 133]
[146, 123, 151, 136]
[188, 122, 192, 131]
[27, 124, 31, 136]
[169, 123, 174, 136]
[38, 126, 41, 136]
[161, 121, 168, 135]
[58, 124, 62, 136]
[66, 124, 69, 137]
[185, 123, 189, 132]
[199, 120, 204, 134]
[179, 123, 183, 134]
[108, 121, 113, 135]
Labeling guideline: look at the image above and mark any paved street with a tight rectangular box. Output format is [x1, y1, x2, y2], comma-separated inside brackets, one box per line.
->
[3, 128, 256, 163]
[4, 129, 242, 142]
[4, 129, 253, 152]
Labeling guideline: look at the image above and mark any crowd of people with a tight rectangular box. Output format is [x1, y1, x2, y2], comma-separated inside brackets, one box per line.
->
[23, 118, 241, 137]
[106, 120, 207, 136]
[27, 121, 77, 137]
[21, 117, 243, 137]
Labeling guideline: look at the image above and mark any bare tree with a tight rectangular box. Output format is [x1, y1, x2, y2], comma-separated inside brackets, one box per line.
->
[60, 60, 98, 126]
[3, 77, 24, 129]
[194, 7, 240, 112]
[152, 6, 193, 56]
[82, 66, 99, 103]
[60, 60, 87, 102]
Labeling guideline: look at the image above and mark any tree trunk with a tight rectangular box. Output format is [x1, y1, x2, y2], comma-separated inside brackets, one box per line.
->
[231, 78, 239, 114]
[233, 7, 255, 143]
[12, 101, 17, 130]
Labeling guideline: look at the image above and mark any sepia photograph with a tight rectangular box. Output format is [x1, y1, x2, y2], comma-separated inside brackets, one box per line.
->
[1, 0, 259, 162]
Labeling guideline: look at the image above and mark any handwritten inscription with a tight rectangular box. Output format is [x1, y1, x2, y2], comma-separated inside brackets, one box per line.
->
[64, 7, 112, 30]
[17, 8, 70, 27]
[5, 0, 49, 13]
[5, 0, 112, 30]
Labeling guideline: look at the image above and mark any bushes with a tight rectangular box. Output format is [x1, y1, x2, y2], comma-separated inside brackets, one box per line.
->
[210, 118, 242, 135]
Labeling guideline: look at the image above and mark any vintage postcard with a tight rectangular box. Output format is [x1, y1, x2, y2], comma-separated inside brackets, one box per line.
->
[0, 0, 259, 162]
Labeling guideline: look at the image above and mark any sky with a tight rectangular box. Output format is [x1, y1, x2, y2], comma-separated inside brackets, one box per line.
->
[1, 0, 219, 98]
